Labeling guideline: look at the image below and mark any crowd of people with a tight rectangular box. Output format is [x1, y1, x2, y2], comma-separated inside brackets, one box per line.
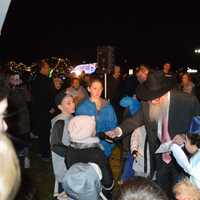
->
[0, 60, 200, 200]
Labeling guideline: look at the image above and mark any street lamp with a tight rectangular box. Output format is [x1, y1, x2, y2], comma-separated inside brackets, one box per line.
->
[194, 49, 200, 54]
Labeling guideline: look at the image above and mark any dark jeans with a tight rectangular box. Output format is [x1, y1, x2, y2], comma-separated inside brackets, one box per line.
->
[120, 134, 131, 170]
[35, 114, 51, 157]
[120, 151, 134, 182]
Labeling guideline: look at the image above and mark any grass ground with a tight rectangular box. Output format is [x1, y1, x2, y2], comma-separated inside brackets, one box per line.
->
[15, 141, 122, 200]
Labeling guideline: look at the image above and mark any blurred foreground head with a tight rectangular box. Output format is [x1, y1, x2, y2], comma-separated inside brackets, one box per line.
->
[0, 73, 20, 199]
[0, 74, 9, 132]
[118, 176, 168, 200]
[174, 178, 200, 200]
[0, 133, 21, 200]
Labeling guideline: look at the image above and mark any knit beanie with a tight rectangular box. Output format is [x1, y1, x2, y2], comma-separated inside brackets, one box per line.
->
[68, 115, 96, 142]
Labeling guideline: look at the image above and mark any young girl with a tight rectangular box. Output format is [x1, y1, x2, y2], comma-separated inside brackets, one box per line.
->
[75, 78, 117, 157]
[50, 91, 75, 198]
[170, 115, 200, 189]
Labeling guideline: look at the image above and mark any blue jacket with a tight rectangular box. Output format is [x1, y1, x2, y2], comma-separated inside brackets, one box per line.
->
[76, 98, 118, 157]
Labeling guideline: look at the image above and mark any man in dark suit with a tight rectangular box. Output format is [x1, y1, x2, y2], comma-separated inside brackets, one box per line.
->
[31, 60, 56, 160]
[107, 65, 123, 121]
[106, 71, 200, 198]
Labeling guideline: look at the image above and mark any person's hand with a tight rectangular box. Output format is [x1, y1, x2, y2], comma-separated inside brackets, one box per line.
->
[105, 127, 122, 139]
[173, 134, 186, 145]
[131, 146, 143, 158]
[99, 133, 114, 143]
[132, 150, 140, 158]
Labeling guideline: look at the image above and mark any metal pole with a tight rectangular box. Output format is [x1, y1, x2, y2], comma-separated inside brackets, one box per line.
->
[104, 73, 107, 99]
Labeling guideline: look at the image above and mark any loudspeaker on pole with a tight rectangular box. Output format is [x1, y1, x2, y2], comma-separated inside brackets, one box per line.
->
[96, 46, 115, 74]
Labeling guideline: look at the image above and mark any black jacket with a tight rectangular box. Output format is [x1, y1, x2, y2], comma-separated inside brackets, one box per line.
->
[65, 143, 114, 190]
[31, 73, 55, 115]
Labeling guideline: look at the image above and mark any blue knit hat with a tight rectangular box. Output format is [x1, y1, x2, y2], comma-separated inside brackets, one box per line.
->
[188, 116, 200, 135]
[120, 96, 140, 115]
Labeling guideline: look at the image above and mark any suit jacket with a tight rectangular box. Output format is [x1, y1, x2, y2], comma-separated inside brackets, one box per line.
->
[120, 90, 200, 177]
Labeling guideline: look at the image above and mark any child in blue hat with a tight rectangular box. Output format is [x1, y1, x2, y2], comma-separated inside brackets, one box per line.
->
[119, 96, 141, 183]
[170, 116, 200, 189]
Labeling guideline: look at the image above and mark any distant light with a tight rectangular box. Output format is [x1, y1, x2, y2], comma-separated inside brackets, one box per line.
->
[187, 67, 198, 74]
[71, 63, 97, 75]
[194, 48, 200, 54]
[49, 69, 54, 78]
[71, 69, 82, 77]
[128, 69, 133, 75]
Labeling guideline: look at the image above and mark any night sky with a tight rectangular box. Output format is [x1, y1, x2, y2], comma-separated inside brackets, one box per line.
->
[1, 1, 200, 69]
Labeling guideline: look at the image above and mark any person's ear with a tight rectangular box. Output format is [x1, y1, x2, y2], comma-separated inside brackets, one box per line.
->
[87, 86, 91, 93]
[58, 105, 62, 111]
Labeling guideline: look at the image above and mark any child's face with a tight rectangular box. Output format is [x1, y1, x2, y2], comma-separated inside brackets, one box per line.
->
[185, 136, 198, 154]
[60, 96, 75, 114]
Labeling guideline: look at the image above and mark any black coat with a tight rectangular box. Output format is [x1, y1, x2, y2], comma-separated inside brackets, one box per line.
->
[31, 73, 55, 115]
[65, 144, 114, 190]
